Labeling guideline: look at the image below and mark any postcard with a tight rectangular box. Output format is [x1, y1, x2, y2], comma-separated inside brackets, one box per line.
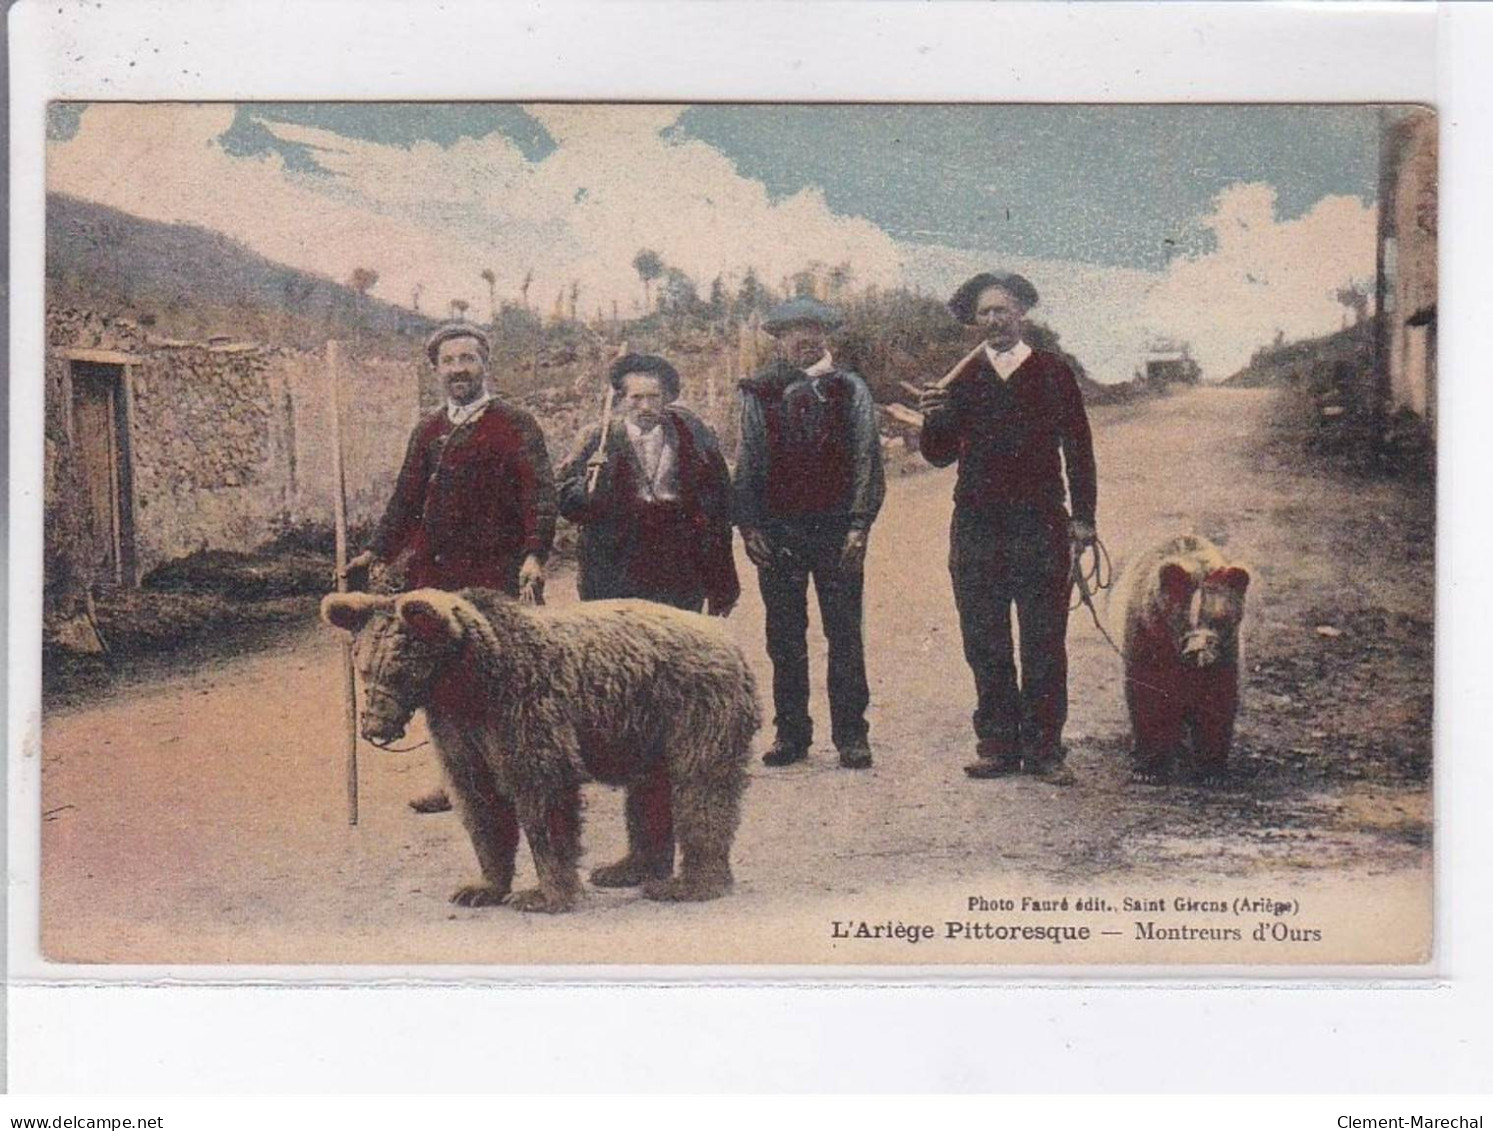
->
[35, 100, 1435, 967]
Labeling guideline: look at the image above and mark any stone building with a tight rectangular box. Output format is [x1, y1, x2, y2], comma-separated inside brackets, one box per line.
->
[1374, 106, 1437, 443]
[44, 305, 419, 611]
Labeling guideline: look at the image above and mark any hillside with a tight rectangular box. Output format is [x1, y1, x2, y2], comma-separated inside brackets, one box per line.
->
[1222, 318, 1375, 389]
[45, 192, 1143, 412]
[46, 193, 438, 351]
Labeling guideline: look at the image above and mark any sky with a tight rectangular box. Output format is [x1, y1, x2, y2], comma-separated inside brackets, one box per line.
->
[46, 102, 1382, 382]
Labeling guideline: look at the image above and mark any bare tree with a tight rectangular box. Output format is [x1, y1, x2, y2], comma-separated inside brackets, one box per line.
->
[520, 269, 534, 312]
[481, 268, 498, 324]
[411, 282, 424, 314]
[569, 281, 580, 322]
[450, 298, 470, 321]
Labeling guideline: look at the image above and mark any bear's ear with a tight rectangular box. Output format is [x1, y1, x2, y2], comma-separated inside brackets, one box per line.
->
[1208, 566, 1251, 595]
[1159, 562, 1194, 605]
[321, 592, 393, 633]
[396, 590, 468, 642]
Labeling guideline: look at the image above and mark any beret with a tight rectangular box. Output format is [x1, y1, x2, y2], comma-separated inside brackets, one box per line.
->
[947, 272, 1039, 324]
[425, 322, 491, 366]
[607, 352, 681, 402]
[761, 296, 845, 336]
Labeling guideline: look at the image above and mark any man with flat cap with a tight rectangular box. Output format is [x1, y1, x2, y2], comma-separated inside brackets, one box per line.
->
[558, 352, 739, 615]
[735, 297, 885, 770]
[918, 272, 1097, 785]
[345, 320, 557, 812]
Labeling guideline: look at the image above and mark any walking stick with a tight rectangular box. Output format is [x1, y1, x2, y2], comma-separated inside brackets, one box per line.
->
[326, 339, 359, 826]
[583, 340, 630, 496]
[895, 339, 991, 423]
[897, 339, 989, 403]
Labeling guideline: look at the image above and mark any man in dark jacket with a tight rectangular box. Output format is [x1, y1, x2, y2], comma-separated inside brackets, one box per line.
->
[345, 321, 557, 812]
[556, 352, 739, 891]
[557, 352, 739, 615]
[919, 272, 1096, 785]
[735, 297, 885, 770]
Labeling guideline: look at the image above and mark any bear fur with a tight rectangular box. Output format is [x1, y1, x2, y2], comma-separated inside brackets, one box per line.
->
[1114, 535, 1250, 783]
[322, 588, 760, 912]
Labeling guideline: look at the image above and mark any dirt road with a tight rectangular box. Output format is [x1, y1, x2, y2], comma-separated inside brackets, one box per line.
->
[36, 386, 1434, 965]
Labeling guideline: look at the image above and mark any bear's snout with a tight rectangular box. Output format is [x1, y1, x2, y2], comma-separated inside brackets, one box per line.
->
[360, 690, 412, 744]
[1180, 630, 1222, 668]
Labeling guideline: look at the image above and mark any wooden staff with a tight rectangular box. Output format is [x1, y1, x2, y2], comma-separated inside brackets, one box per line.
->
[897, 338, 989, 402]
[326, 339, 359, 826]
[895, 339, 991, 422]
[583, 339, 630, 495]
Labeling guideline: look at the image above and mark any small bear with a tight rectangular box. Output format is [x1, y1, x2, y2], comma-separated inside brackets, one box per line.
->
[1116, 535, 1250, 784]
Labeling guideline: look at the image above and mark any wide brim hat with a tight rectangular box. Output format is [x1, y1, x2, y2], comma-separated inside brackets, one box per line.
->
[947, 272, 1040, 325]
[425, 321, 492, 366]
[607, 352, 681, 402]
[761, 297, 845, 337]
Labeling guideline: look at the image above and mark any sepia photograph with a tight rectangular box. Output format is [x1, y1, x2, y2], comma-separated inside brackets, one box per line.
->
[34, 100, 1435, 967]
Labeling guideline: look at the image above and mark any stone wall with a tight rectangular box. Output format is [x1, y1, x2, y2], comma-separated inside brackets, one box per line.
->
[45, 304, 420, 587]
[1387, 111, 1437, 424]
[124, 341, 292, 569]
[279, 346, 420, 534]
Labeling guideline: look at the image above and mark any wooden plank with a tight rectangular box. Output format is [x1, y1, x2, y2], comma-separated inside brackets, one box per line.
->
[117, 364, 142, 586]
[59, 348, 139, 365]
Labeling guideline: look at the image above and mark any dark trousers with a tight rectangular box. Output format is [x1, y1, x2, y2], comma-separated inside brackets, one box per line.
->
[756, 520, 870, 749]
[949, 506, 1071, 761]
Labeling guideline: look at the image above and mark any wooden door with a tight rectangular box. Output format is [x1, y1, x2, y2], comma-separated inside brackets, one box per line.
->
[70, 362, 131, 585]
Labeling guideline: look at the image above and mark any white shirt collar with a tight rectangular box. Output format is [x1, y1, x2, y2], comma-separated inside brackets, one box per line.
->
[625, 417, 665, 444]
[624, 416, 677, 501]
[985, 339, 1032, 381]
[804, 351, 836, 379]
[446, 392, 492, 425]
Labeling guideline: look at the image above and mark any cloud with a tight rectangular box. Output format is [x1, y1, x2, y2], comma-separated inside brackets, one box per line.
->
[48, 108, 1375, 383]
[901, 183, 1376, 383]
[48, 103, 902, 322]
[1141, 183, 1376, 380]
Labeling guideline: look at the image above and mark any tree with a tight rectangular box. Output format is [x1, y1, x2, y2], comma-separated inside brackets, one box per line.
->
[633, 248, 664, 310]
[737, 267, 764, 313]
[411, 282, 424, 314]
[347, 267, 379, 330]
[1335, 281, 1370, 327]
[707, 274, 729, 317]
[519, 269, 534, 312]
[828, 261, 854, 299]
[481, 268, 498, 324]
[569, 281, 581, 322]
[661, 267, 699, 313]
[450, 297, 470, 321]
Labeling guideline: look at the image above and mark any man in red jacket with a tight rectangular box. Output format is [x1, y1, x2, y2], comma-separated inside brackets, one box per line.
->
[918, 273, 1097, 785]
[345, 321, 557, 812]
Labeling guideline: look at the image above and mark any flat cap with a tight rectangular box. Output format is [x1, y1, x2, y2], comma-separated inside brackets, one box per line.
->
[608, 352, 681, 402]
[761, 296, 845, 336]
[947, 272, 1040, 324]
[424, 321, 491, 366]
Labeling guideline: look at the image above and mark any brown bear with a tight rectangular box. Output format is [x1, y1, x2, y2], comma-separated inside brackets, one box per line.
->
[1115, 535, 1251, 784]
[322, 588, 760, 912]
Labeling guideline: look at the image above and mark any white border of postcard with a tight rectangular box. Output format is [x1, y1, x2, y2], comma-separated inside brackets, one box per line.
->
[8, 0, 1493, 1093]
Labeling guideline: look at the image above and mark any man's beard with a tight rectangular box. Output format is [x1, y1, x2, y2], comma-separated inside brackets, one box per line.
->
[447, 375, 483, 403]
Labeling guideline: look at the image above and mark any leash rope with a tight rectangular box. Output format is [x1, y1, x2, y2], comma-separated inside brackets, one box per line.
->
[1070, 536, 1180, 701]
[359, 628, 433, 754]
[1070, 534, 1126, 658]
